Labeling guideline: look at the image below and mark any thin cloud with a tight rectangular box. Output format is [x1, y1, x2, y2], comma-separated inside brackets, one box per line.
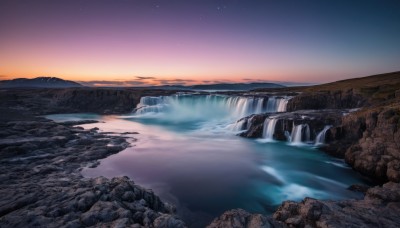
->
[153, 78, 197, 85]
[78, 80, 149, 87]
[135, 76, 156, 80]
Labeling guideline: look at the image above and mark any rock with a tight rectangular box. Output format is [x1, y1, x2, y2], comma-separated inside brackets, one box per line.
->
[207, 209, 279, 228]
[339, 106, 400, 183]
[272, 183, 400, 227]
[348, 184, 370, 193]
[0, 119, 186, 228]
[286, 90, 366, 112]
[60, 120, 99, 126]
[240, 110, 343, 141]
[153, 214, 187, 228]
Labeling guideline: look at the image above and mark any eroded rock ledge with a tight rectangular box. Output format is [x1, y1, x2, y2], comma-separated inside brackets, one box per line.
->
[208, 182, 400, 228]
[0, 119, 186, 227]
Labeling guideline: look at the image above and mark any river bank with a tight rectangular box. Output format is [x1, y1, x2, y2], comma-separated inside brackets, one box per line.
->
[0, 111, 186, 227]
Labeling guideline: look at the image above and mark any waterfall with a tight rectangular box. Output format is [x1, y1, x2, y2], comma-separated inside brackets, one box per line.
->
[135, 96, 170, 114]
[266, 97, 290, 113]
[290, 124, 310, 144]
[277, 99, 289, 112]
[315, 125, 332, 145]
[134, 94, 290, 120]
[228, 118, 249, 131]
[284, 131, 291, 142]
[262, 118, 278, 140]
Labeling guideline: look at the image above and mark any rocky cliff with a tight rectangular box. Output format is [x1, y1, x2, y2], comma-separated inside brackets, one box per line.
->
[238, 110, 344, 141]
[321, 104, 400, 183]
[0, 88, 179, 115]
[286, 90, 366, 112]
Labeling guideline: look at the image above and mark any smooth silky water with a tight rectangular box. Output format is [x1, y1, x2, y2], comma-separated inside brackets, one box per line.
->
[46, 94, 369, 227]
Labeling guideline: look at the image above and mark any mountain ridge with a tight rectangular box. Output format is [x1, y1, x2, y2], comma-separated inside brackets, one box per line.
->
[0, 77, 83, 88]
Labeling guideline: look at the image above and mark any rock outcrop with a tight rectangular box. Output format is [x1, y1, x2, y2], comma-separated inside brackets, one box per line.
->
[208, 182, 400, 228]
[0, 88, 179, 115]
[239, 110, 344, 142]
[321, 105, 400, 183]
[272, 182, 400, 227]
[286, 90, 366, 112]
[207, 209, 284, 228]
[0, 119, 186, 227]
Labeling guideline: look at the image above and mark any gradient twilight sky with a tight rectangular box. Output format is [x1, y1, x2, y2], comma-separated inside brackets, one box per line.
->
[1, 0, 399, 86]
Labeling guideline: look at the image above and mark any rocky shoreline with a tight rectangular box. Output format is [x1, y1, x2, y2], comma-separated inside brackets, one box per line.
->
[209, 182, 400, 227]
[0, 117, 186, 227]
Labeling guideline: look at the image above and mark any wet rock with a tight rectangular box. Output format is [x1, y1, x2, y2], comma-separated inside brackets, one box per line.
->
[153, 214, 187, 228]
[0, 119, 186, 227]
[60, 120, 99, 126]
[240, 109, 344, 141]
[207, 209, 281, 228]
[338, 106, 400, 183]
[272, 183, 400, 227]
[348, 184, 370, 193]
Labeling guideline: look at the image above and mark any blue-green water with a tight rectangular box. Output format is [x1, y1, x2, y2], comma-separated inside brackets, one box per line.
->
[47, 112, 368, 227]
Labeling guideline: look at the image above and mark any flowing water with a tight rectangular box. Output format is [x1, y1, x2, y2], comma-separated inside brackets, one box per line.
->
[46, 94, 369, 227]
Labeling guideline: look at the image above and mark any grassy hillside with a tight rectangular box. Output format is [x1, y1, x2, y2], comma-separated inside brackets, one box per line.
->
[304, 71, 400, 102]
[256, 71, 400, 105]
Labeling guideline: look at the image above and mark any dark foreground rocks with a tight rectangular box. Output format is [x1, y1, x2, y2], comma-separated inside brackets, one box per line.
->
[208, 182, 400, 228]
[273, 182, 400, 227]
[207, 209, 284, 228]
[0, 119, 186, 227]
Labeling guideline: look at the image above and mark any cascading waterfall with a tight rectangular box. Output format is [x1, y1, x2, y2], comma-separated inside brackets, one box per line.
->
[284, 131, 291, 141]
[290, 124, 310, 144]
[228, 115, 257, 131]
[228, 118, 248, 131]
[315, 125, 332, 145]
[134, 94, 290, 120]
[134, 96, 170, 115]
[277, 99, 289, 112]
[265, 97, 289, 112]
[262, 118, 278, 140]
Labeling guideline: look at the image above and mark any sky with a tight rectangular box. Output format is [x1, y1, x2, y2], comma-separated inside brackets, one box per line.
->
[0, 0, 399, 86]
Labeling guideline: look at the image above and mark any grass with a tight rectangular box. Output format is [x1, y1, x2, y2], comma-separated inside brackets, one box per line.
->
[255, 71, 400, 105]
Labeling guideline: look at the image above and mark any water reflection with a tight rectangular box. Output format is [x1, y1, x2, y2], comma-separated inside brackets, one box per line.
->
[46, 114, 368, 227]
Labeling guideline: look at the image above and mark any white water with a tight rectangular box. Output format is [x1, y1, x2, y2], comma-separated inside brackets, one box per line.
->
[47, 108, 368, 227]
[135, 94, 290, 122]
[262, 118, 278, 141]
[290, 124, 310, 145]
[315, 125, 332, 145]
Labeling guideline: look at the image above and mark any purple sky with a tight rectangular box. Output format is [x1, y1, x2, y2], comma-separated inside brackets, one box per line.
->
[1, 0, 399, 86]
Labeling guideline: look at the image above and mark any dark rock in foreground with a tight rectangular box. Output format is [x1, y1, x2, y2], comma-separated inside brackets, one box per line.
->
[207, 209, 284, 228]
[208, 182, 400, 228]
[59, 119, 100, 126]
[0, 119, 186, 227]
[273, 182, 400, 227]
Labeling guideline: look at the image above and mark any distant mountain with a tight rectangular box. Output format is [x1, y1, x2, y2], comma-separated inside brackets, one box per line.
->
[0, 77, 83, 88]
[142, 82, 285, 91]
